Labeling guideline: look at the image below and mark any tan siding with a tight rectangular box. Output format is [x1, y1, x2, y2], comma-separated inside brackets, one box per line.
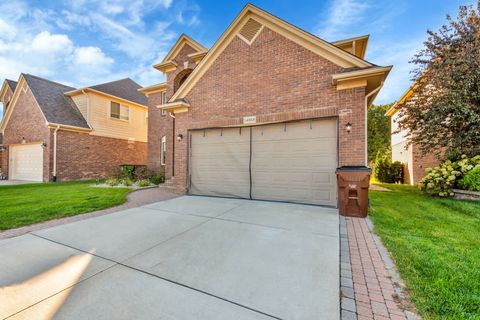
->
[71, 93, 88, 121]
[88, 93, 148, 142]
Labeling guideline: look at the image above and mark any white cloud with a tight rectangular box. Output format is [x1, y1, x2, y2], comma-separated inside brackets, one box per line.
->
[31, 31, 73, 53]
[0, 19, 17, 40]
[316, 0, 370, 40]
[72, 46, 114, 66]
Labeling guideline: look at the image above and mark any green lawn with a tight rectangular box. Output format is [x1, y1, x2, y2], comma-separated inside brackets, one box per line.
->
[0, 181, 130, 231]
[369, 184, 480, 320]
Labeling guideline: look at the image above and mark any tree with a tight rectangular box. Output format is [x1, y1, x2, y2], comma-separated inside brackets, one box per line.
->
[396, 2, 480, 159]
[367, 103, 392, 164]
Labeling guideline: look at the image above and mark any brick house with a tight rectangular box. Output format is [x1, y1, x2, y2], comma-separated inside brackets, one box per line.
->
[0, 74, 148, 182]
[386, 87, 440, 185]
[140, 4, 391, 206]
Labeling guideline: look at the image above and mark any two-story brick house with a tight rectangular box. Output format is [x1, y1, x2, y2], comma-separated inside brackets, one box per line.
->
[140, 4, 391, 206]
[0, 74, 148, 182]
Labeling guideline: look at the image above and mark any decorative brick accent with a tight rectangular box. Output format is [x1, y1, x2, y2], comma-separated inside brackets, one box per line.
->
[148, 27, 367, 193]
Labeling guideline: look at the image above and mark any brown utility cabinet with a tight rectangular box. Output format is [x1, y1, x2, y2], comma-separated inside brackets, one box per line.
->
[336, 166, 372, 217]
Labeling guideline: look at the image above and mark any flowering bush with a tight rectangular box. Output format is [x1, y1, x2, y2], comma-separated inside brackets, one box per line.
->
[419, 155, 480, 196]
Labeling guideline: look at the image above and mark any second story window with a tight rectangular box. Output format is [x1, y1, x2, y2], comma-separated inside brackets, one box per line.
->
[161, 92, 167, 116]
[110, 101, 129, 121]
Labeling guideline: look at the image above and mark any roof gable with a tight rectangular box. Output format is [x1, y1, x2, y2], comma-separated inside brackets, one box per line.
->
[170, 4, 373, 102]
[332, 35, 369, 59]
[160, 34, 207, 64]
[23, 74, 90, 129]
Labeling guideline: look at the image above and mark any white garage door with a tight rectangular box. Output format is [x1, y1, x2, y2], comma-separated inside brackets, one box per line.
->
[189, 118, 338, 206]
[9, 144, 44, 181]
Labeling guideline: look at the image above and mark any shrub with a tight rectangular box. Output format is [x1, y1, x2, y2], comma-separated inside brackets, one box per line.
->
[119, 165, 135, 179]
[373, 152, 404, 183]
[150, 172, 165, 185]
[119, 177, 133, 186]
[419, 155, 480, 196]
[458, 167, 480, 192]
[136, 179, 151, 187]
[105, 177, 119, 186]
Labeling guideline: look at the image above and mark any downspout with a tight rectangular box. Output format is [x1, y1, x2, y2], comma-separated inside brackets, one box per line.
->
[364, 82, 384, 166]
[168, 112, 175, 177]
[52, 125, 60, 182]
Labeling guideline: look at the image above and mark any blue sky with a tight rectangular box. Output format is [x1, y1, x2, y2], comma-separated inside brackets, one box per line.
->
[0, 0, 476, 115]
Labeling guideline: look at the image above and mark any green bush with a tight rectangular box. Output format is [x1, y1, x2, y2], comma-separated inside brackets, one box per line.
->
[458, 167, 480, 192]
[119, 165, 135, 179]
[150, 173, 165, 185]
[136, 179, 151, 187]
[419, 155, 480, 196]
[373, 152, 404, 183]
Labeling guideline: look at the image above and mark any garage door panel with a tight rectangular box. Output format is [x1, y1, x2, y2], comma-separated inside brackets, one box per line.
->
[9, 144, 44, 182]
[189, 128, 250, 199]
[251, 119, 337, 206]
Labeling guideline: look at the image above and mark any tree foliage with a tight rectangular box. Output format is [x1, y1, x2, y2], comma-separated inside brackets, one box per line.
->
[367, 103, 392, 164]
[396, 2, 480, 159]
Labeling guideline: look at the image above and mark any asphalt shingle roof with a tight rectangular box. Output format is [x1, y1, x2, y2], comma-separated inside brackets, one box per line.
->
[6, 79, 17, 92]
[23, 74, 90, 129]
[89, 78, 147, 106]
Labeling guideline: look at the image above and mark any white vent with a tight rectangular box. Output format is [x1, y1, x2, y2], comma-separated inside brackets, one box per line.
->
[238, 18, 263, 44]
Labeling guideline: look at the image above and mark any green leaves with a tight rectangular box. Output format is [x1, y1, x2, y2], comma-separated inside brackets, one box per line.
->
[396, 4, 480, 159]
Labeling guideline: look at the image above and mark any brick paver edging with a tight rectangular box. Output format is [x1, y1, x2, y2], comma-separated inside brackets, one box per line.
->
[340, 216, 419, 320]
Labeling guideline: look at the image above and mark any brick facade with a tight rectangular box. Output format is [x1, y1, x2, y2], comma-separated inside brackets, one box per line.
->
[148, 44, 198, 180]
[55, 130, 147, 181]
[2, 83, 147, 182]
[148, 27, 367, 193]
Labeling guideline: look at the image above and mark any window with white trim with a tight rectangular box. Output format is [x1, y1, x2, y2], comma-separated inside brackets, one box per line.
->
[110, 101, 129, 120]
[161, 136, 166, 165]
[161, 92, 167, 116]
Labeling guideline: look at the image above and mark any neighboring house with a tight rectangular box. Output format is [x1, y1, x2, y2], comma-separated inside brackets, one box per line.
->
[140, 4, 391, 206]
[0, 74, 148, 182]
[386, 87, 439, 185]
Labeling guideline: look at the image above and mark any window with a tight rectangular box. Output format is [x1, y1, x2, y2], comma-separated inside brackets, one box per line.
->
[161, 136, 167, 165]
[161, 92, 167, 116]
[110, 101, 129, 120]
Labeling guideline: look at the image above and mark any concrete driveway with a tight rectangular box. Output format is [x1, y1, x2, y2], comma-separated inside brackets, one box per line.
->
[0, 196, 339, 320]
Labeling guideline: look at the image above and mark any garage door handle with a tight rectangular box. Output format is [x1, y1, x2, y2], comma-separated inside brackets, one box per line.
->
[348, 197, 359, 200]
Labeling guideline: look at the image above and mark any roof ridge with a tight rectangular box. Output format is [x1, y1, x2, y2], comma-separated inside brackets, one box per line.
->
[90, 77, 135, 87]
[23, 73, 76, 90]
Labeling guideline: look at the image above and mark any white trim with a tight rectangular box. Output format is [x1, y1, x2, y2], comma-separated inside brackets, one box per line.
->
[160, 135, 166, 166]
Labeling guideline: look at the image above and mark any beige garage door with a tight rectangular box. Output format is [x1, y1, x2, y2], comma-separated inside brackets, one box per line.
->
[9, 144, 44, 181]
[189, 118, 338, 206]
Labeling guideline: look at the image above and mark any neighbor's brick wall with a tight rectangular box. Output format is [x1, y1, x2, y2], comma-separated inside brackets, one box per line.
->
[55, 130, 147, 181]
[154, 27, 367, 192]
[411, 143, 440, 185]
[1, 84, 51, 181]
